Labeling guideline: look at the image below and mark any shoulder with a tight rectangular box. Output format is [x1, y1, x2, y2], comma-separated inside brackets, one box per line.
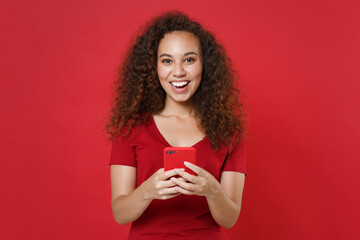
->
[228, 136, 245, 155]
[217, 133, 246, 157]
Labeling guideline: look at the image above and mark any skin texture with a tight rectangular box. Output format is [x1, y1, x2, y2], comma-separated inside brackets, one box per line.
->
[157, 31, 203, 105]
[111, 31, 246, 229]
[155, 31, 206, 147]
[105, 11, 246, 151]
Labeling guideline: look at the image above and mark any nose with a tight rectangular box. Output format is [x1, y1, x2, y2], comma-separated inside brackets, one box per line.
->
[172, 62, 186, 78]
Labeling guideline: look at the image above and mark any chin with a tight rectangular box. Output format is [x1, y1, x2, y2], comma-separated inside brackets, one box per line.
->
[176, 97, 194, 104]
[168, 95, 193, 104]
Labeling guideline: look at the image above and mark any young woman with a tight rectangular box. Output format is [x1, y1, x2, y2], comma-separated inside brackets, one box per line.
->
[106, 11, 247, 240]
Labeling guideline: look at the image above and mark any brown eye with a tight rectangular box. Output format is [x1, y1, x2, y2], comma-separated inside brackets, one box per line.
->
[185, 58, 195, 63]
[162, 59, 172, 64]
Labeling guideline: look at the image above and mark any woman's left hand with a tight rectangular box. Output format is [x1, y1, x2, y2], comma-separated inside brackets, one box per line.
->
[171, 161, 221, 198]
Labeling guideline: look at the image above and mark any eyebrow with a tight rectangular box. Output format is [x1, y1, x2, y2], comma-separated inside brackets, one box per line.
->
[159, 52, 198, 58]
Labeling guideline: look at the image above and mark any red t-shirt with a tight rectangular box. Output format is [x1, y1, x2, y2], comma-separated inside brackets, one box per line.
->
[109, 116, 247, 240]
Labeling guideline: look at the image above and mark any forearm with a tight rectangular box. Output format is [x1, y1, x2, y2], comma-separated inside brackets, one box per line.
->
[206, 184, 241, 229]
[111, 183, 152, 225]
[172, 163, 243, 228]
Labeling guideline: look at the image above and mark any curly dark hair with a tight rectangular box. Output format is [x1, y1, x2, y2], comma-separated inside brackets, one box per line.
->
[105, 10, 247, 150]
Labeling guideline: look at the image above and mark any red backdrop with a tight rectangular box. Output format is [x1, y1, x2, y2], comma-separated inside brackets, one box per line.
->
[1, 0, 359, 239]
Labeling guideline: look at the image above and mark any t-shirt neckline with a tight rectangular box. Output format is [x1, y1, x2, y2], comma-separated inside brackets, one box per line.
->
[150, 114, 207, 148]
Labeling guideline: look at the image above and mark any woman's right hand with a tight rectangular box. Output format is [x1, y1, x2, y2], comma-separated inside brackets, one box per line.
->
[141, 168, 183, 200]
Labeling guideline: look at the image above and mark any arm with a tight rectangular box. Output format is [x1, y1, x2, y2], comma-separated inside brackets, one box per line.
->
[171, 162, 245, 229]
[207, 171, 245, 228]
[110, 165, 181, 225]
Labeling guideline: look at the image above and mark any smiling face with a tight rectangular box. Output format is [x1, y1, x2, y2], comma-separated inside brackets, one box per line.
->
[157, 31, 203, 105]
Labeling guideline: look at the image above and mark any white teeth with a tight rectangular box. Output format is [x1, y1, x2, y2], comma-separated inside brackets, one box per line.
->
[171, 81, 189, 87]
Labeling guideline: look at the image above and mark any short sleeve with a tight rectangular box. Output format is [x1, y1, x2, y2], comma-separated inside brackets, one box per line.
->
[222, 138, 247, 175]
[109, 135, 136, 167]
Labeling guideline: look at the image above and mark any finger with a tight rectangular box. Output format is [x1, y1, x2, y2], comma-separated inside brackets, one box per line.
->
[163, 168, 185, 180]
[174, 186, 194, 195]
[175, 168, 199, 183]
[171, 177, 196, 191]
[159, 193, 181, 200]
[184, 161, 205, 176]
[157, 179, 178, 189]
[158, 186, 180, 196]
[176, 177, 186, 182]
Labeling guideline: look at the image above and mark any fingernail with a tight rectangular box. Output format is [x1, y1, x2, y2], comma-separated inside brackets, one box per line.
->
[170, 177, 176, 181]
[184, 161, 189, 166]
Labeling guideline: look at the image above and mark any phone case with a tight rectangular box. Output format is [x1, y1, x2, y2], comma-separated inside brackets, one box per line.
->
[164, 147, 197, 175]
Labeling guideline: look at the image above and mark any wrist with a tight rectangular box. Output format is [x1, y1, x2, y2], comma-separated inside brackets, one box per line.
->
[206, 180, 222, 199]
[139, 181, 152, 201]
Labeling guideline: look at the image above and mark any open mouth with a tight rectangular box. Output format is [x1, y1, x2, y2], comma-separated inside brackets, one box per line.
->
[170, 81, 190, 89]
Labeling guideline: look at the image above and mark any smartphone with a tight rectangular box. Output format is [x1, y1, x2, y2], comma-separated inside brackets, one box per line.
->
[164, 147, 197, 175]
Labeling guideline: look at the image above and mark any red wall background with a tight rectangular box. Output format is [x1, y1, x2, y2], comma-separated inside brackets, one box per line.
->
[1, 0, 359, 239]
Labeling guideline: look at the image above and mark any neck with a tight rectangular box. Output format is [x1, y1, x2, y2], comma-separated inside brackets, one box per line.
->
[160, 97, 196, 118]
